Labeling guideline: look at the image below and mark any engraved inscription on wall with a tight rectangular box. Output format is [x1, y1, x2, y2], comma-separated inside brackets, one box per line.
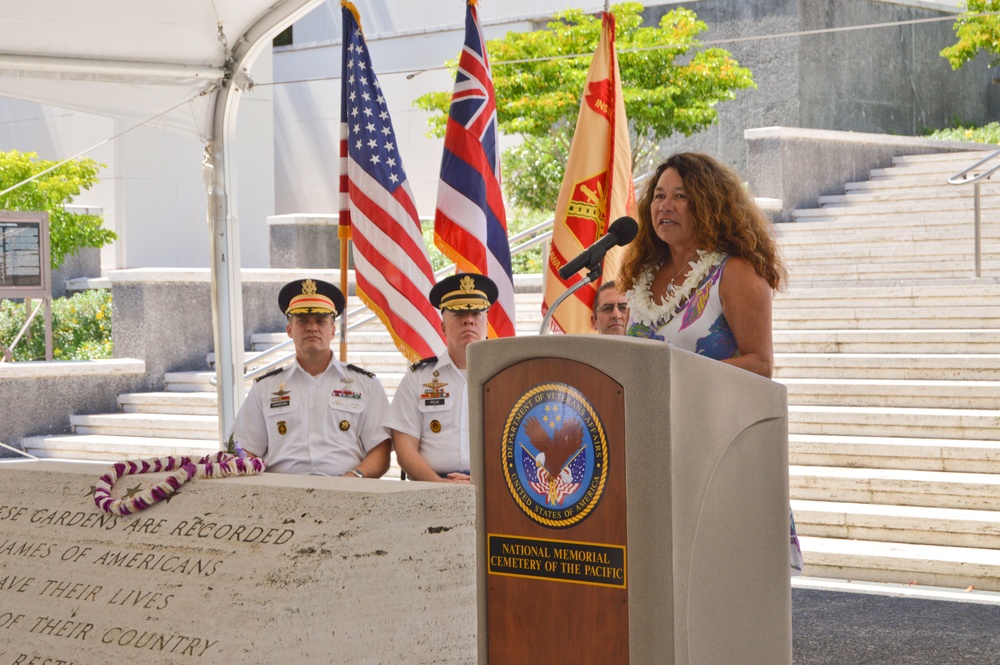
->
[0, 496, 297, 664]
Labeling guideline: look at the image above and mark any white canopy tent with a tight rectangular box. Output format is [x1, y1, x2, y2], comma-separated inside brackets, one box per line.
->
[0, 0, 325, 439]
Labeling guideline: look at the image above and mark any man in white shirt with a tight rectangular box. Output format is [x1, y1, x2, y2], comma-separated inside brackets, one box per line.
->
[385, 273, 497, 483]
[231, 278, 391, 477]
[591, 281, 629, 335]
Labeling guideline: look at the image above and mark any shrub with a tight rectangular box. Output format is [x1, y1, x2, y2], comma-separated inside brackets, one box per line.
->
[925, 121, 1000, 144]
[0, 289, 112, 361]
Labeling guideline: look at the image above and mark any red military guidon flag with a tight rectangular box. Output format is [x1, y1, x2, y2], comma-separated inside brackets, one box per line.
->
[433, 0, 516, 339]
[338, 1, 446, 362]
[542, 10, 636, 334]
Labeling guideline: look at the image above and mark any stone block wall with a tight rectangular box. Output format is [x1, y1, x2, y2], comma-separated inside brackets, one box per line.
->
[644, 0, 995, 175]
[0, 359, 146, 452]
[51, 247, 101, 299]
[109, 269, 354, 391]
[744, 126, 994, 222]
[268, 214, 355, 270]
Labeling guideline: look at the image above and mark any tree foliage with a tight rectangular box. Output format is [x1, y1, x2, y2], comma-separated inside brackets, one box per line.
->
[502, 128, 573, 211]
[0, 150, 114, 270]
[941, 0, 1000, 69]
[414, 3, 755, 210]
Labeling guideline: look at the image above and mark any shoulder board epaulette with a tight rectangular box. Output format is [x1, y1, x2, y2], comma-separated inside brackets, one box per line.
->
[346, 363, 376, 378]
[254, 367, 285, 383]
[409, 356, 437, 372]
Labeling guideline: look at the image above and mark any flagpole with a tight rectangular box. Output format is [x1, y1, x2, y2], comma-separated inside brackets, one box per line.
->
[339, 239, 349, 361]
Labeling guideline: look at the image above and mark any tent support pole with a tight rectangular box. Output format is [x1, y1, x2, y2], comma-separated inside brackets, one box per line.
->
[207, 78, 246, 445]
[205, 0, 328, 446]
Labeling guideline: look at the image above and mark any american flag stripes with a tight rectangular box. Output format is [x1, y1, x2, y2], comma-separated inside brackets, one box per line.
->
[433, 0, 516, 339]
[338, 1, 446, 362]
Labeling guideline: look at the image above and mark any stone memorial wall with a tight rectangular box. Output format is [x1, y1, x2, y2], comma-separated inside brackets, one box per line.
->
[0, 460, 476, 665]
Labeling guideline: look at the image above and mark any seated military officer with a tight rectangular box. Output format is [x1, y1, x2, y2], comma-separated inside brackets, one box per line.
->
[231, 278, 391, 477]
[384, 273, 498, 483]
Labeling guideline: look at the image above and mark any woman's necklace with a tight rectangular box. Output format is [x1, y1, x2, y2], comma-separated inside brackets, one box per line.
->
[626, 249, 724, 327]
[664, 255, 696, 295]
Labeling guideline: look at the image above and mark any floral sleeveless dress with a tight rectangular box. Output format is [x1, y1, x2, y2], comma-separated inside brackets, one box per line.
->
[626, 255, 804, 575]
[625, 256, 736, 356]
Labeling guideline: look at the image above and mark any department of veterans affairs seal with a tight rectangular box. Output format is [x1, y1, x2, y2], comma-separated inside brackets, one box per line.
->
[501, 383, 608, 529]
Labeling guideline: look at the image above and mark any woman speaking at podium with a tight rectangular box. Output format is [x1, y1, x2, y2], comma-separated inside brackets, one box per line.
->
[618, 151, 802, 574]
[619, 151, 784, 377]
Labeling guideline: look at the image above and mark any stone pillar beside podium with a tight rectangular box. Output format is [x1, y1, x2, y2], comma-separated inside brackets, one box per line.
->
[468, 335, 792, 664]
[267, 214, 354, 270]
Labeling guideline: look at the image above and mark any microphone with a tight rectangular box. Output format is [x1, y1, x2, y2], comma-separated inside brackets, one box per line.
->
[558, 216, 639, 280]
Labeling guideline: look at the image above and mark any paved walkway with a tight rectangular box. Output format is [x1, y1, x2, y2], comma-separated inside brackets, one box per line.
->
[793, 581, 1000, 664]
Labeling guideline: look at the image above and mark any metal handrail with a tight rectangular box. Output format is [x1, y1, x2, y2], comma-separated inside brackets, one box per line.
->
[947, 148, 1000, 278]
[233, 216, 556, 383]
[0, 440, 38, 459]
[947, 148, 1000, 185]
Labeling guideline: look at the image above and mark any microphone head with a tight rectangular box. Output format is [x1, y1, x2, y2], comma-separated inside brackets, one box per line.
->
[608, 216, 638, 246]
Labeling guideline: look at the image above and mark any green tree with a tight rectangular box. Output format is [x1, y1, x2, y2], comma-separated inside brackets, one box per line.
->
[941, 0, 1000, 68]
[414, 3, 755, 210]
[0, 150, 115, 269]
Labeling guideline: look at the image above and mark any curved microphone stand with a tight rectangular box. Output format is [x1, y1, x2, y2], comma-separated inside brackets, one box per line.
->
[538, 263, 602, 335]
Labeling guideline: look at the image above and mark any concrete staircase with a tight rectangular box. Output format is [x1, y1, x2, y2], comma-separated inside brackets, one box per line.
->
[22, 149, 1000, 590]
[774, 150, 1000, 590]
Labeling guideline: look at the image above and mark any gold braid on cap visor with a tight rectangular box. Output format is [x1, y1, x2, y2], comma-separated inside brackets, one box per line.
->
[440, 291, 490, 311]
[286, 294, 336, 315]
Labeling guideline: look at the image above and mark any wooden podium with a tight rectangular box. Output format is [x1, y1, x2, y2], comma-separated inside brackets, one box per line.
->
[468, 335, 792, 664]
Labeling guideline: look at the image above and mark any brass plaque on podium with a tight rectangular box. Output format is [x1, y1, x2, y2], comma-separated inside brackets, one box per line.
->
[483, 357, 626, 663]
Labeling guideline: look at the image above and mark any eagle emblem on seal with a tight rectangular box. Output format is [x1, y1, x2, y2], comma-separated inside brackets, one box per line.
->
[523, 417, 584, 506]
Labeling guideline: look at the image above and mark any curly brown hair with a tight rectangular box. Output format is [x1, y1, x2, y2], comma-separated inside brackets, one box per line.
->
[618, 152, 785, 291]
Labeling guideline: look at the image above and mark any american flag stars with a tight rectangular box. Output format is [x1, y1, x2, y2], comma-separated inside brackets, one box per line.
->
[338, 2, 446, 363]
[344, 34, 403, 188]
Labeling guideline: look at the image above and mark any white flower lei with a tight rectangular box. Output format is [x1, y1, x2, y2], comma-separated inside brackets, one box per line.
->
[626, 250, 724, 327]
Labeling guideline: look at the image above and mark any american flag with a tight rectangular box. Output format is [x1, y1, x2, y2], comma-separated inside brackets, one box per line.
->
[433, 0, 516, 339]
[338, 2, 446, 362]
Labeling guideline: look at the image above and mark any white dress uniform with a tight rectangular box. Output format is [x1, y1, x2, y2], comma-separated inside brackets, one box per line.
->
[233, 357, 389, 476]
[384, 353, 470, 476]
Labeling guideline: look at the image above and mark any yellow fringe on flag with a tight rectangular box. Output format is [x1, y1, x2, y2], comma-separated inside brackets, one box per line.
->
[341, 1, 362, 32]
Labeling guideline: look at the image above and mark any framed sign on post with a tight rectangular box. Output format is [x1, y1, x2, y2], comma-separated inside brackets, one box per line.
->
[0, 210, 51, 299]
[1, 210, 53, 360]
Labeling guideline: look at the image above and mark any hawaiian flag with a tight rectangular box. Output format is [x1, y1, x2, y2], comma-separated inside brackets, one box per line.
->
[433, 0, 516, 339]
[338, 1, 446, 362]
[542, 11, 636, 334]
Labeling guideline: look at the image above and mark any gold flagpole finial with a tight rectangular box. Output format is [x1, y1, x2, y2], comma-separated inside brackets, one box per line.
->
[341, 1, 362, 31]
